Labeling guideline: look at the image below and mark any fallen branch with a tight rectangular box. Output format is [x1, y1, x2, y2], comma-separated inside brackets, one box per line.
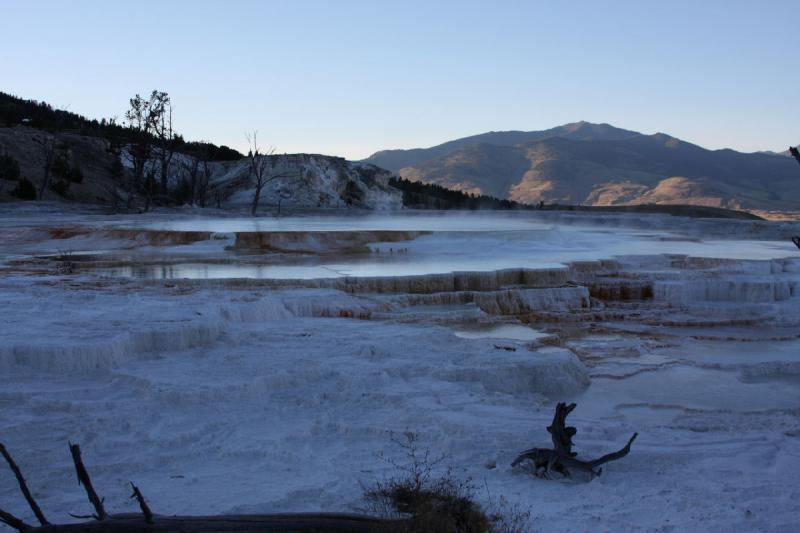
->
[512, 402, 638, 480]
[0, 443, 49, 526]
[68, 443, 108, 520]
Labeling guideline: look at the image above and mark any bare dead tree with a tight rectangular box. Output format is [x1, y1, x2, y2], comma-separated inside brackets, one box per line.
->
[123, 90, 169, 209]
[245, 131, 298, 216]
[179, 146, 214, 208]
[512, 402, 637, 480]
[155, 98, 175, 197]
[197, 142, 214, 208]
[32, 134, 57, 200]
[791, 146, 800, 249]
[276, 185, 293, 216]
[182, 155, 201, 205]
[200, 158, 212, 207]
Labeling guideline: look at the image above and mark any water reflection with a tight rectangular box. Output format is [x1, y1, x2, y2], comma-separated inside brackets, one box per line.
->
[93, 213, 796, 280]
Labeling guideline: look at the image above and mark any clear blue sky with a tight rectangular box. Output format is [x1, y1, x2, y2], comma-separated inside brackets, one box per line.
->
[2, 0, 798, 159]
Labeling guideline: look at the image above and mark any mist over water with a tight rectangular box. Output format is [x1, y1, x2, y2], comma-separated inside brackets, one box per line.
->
[133, 211, 556, 233]
[100, 212, 796, 279]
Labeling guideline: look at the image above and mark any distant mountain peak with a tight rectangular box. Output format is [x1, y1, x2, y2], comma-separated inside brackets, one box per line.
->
[362, 122, 800, 213]
[363, 122, 642, 172]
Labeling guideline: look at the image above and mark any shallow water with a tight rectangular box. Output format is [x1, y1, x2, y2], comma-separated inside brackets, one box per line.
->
[72, 212, 799, 279]
[95, 234, 794, 280]
[130, 212, 558, 233]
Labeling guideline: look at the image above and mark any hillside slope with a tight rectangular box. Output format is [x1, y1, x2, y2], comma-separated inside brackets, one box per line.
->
[364, 122, 800, 212]
[0, 126, 400, 210]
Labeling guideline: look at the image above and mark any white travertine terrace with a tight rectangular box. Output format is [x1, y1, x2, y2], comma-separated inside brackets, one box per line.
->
[1, 207, 799, 532]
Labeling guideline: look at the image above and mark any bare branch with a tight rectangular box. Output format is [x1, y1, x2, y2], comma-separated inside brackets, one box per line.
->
[129, 482, 153, 524]
[32, 134, 57, 200]
[588, 432, 638, 468]
[0, 507, 31, 531]
[68, 443, 107, 520]
[0, 443, 49, 525]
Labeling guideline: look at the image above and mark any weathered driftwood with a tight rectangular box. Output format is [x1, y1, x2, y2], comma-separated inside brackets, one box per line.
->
[512, 402, 638, 480]
[0, 442, 407, 532]
[546, 401, 577, 456]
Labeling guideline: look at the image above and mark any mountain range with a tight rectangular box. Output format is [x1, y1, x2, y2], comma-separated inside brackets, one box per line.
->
[363, 122, 800, 213]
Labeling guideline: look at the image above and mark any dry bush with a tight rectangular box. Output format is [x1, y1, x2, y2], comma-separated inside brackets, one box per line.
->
[54, 249, 76, 274]
[362, 432, 532, 533]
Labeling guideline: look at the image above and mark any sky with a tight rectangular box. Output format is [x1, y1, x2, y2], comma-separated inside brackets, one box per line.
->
[2, 0, 798, 160]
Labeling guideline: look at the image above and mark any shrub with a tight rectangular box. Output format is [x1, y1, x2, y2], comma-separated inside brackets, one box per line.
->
[362, 433, 531, 533]
[0, 152, 20, 181]
[13, 177, 37, 200]
[366, 476, 490, 533]
[55, 249, 76, 274]
[51, 179, 70, 197]
[67, 163, 83, 183]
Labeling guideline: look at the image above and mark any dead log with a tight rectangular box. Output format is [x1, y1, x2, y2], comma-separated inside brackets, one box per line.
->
[26, 513, 406, 532]
[512, 402, 637, 480]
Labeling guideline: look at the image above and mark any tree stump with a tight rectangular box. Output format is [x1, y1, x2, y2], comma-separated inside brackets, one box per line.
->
[512, 402, 638, 480]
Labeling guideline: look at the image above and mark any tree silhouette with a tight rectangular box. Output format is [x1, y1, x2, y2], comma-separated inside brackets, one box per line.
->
[245, 132, 298, 216]
[790, 146, 800, 166]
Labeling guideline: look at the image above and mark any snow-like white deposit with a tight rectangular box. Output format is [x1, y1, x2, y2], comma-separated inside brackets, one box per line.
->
[1, 207, 800, 532]
[214, 156, 402, 211]
[118, 151, 403, 211]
